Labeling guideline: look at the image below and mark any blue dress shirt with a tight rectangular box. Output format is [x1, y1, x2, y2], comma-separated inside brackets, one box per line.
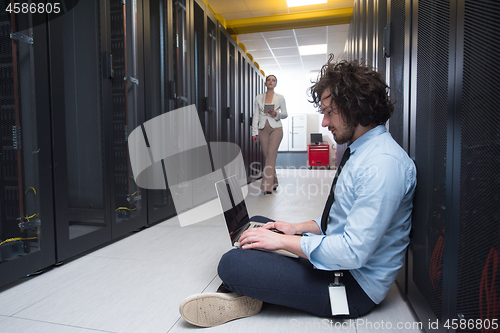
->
[300, 125, 417, 304]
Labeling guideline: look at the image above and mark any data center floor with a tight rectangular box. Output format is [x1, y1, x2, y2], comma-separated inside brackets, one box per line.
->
[0, 169, 423, 333]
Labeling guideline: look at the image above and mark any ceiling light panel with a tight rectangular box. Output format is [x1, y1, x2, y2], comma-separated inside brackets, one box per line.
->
[297, 35, 327, 46]
[299, 44, 327, 55]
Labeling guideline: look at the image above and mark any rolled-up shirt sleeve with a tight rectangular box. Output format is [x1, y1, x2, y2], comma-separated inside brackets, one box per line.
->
[300, 154, 408, 271]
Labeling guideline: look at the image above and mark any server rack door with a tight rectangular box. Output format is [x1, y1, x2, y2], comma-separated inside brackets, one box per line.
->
[173, 0, 189, 110]
[375, 0, 388, 74]
[258, 76, 266, 172]
[228, 41, 237, 146]
[251, 70, 258, 180]
[365, 0, 374, 66]
[219, 30, 229, 144]
[144, 0, 177, 224]
[388, 0, 413, 293]
[0, 6, 55, 286]
[194, 0, 205, 130]
[218, 28, 232, 180]
[407, 0, 450, 329]
[168, 0, 196, 217]
[50, 0, 112, 261]
[180, 0, 217, 218]
[454, 0, 500, 327]
[245, 62, 252, 183]
[255, 75, 262, 175]
[386, 0, 408, 151]
[206, 16, 218, 143]
[240, 57, 249, 182]
[108, 0, 148, 238]
[236, 48, 245, 150]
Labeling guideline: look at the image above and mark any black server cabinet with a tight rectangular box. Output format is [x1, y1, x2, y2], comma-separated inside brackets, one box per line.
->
[237, 51, 246, 167]
[49, 0, 112, 261]
[170, 0, 199, 216]
[250, 69, 258, 180]
[386, 0, 410, 152]
[245, 62, 252, 183]
[145, 0, 177, 224]
[219, 26, 241, 179]
[228, 41, 237, 146]
[407, 0, 450, 328]
[107, 0, 148, 237]
[408, 0, 500, 331]
[0, 5, 55, 286]
[256, 75, 263, 175]
[219, 29, 236, 145]
[385, 0, 412, 293]
[454, 0, 500, 327]
[50, 0, 150, 261]
[204, 13, 218, 143]
[239, 56, 249, 181]
[194, 0, 205, 130]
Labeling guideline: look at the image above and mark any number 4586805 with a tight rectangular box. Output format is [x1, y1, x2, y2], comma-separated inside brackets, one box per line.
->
[6, 2, 61, 14]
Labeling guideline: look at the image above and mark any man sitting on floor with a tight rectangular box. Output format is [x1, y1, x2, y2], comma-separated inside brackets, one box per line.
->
[179, 56, 417, 327]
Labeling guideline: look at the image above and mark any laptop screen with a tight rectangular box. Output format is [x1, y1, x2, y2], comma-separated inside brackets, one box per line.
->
[215, 176, 250, 244]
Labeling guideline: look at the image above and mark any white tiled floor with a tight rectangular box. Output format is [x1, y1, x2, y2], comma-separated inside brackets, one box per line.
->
[0, 170, 424, 333]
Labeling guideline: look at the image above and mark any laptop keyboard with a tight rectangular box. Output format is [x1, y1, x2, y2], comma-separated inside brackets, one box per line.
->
[244, 224, 284, 234]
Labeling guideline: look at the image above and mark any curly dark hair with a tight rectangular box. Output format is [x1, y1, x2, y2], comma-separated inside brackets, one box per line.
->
[309, 55, 394, 127]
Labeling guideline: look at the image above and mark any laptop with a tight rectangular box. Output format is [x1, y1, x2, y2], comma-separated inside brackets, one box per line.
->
[215, 175, 298, 258]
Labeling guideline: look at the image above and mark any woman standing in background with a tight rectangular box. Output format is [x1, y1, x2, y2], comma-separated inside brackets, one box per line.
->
[252, 75, 288, 194]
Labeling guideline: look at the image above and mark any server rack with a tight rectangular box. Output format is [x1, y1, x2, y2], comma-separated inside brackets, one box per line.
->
[0, 0, 265, 288]
[49, 0, 113, 261]
[0, 3, 55, 286]
[144, 0, 177, 224]
[348, 0, 500, 331]
[108, 0, 149, 238]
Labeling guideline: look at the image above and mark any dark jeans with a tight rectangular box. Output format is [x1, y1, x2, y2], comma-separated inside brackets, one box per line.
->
[217, 216, 376, 318]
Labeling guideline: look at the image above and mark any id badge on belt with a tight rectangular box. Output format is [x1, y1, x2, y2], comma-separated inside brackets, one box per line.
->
[328, 272, 350, 316]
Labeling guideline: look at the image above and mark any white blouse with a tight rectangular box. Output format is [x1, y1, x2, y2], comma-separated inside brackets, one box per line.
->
[251, 93, 288, 136]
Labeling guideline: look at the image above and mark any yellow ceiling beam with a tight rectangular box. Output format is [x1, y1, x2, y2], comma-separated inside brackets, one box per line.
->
[226, 7, 353, 35]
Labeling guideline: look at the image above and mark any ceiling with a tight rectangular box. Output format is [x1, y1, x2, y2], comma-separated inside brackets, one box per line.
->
[205, 0, 353, 77]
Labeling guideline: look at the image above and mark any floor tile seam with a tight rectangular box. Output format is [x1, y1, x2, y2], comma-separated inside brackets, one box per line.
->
[7, 315, 116, 332]
[7, 291, 66, 318]
[201, 275, 219, 293]
[166, 316, 183, 333]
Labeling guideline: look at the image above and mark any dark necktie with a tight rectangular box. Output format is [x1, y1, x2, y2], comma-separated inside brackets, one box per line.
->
[321, 147, 351, 233]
